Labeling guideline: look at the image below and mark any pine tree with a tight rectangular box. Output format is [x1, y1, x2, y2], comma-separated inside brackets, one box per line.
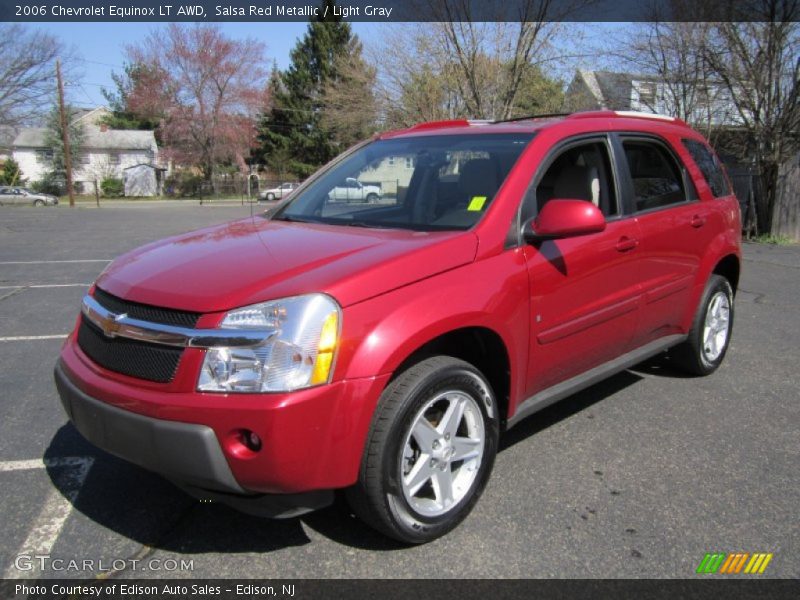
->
[0, 156, 23, 186]
[100, 62, 163, 131]
[43, 104, 85, 186]
[257, 0, 370, 178]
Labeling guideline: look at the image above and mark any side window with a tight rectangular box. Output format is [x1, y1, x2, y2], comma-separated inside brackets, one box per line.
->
[531, 141, 618, 220]
[682, 139, 731, 198]
[622, 140, 687, 212]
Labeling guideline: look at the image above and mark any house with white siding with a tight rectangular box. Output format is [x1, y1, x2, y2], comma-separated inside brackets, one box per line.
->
[12, 107, 161, 194]
[564, 69, 742, 127]
[0, 126, 16, 162]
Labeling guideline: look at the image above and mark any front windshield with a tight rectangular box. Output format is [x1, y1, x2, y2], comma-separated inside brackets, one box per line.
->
[273, 133, 535, 231]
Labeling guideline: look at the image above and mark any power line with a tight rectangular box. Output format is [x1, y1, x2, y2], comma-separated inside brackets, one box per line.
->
[76, 58, 125, 69]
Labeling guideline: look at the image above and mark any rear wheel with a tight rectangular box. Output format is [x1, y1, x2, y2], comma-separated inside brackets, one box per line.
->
[366, 193, 379, 204]
[670, 274, 734, 375]
[347, 356, 499, 544]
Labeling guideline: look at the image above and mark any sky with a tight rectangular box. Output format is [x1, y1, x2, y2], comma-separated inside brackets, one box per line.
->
[34, 22, 385, 108]
[31, 21, 627, 110]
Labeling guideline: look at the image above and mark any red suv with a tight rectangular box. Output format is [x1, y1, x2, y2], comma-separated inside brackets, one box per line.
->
[55, 111, 741, 543]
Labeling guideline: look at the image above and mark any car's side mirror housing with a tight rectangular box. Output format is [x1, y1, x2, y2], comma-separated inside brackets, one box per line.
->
[523, 199, 607, 243]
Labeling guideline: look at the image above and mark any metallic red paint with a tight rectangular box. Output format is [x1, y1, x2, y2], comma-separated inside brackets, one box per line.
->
[57, 112, 742, 499]
[528, 199, 607, 239]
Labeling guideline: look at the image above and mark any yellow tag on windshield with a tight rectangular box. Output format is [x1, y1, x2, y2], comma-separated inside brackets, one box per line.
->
[467, 196, 487, 211]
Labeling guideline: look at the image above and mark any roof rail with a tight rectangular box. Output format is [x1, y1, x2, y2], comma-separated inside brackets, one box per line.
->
[568, 110, 688, 126]
[408, 119, 473, 131]
[492, 113, 570, 124]
[614, 110, 680, 122]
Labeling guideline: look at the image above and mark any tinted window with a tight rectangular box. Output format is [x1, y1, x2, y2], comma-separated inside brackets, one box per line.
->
[274, 133, 535, 231]
[683, 139, 731, 198]
[532, 141, 618, 219]
[622, 140, 687, 211]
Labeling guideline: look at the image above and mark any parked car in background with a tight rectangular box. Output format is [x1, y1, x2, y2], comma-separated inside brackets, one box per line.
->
[328, 177, 382, 203]
[56, 111, 741, 544]
[0, 187, 58, 206]
[258, 182, 299, 202]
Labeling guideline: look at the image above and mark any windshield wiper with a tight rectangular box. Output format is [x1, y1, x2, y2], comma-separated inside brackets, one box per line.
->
[342, 220, 393, 229]
[272, 214, 320, 224]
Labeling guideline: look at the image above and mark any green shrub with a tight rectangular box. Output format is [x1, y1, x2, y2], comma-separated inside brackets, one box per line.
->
[100, 177, 124, 197]
[0, 157, 24, 185]
[30, 172, 65, 196]
[164, 173, 205, 197]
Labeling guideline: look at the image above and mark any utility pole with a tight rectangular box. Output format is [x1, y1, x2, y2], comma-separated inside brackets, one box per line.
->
[56, 59, 75, 207]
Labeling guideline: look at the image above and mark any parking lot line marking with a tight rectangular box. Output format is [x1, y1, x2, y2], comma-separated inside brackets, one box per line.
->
[0, 284, 91, 290]
[0, 459, 46, 472]
[0, 457, 91, 472]
[0, 259, 110, 265]
[2, 457, 94, 579]
[0, 335, 68, 342]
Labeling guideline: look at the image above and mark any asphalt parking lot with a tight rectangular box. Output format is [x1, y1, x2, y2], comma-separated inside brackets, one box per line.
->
[0, 202, 797, 579]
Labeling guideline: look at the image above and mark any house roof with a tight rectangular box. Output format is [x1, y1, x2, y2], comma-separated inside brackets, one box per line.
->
[0, 126, 17, 150]
[574, 69, 660, 111]
[124, 163, 166, 171]
[13, 127, 156, 151]
[593, 71, 637, 110]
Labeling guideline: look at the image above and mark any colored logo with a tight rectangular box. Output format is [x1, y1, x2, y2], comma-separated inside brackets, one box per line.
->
[696, 552, 773, 574]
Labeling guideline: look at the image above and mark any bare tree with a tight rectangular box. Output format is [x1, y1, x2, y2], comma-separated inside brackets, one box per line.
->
[123, 24, 268, 183]
[0, 24, 74, 127]
[432, 1, 562, 120]
[319, 37, 378, 150]
[370, 1, 579, 126]
[619, 22, 732, 131]
[702, 3, 800, 236]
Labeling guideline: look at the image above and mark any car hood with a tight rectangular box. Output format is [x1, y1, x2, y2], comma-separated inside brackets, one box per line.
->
[96, 217, 478, 313]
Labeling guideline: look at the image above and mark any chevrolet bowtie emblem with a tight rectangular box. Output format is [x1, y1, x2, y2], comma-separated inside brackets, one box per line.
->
[100, 312, 127, 338]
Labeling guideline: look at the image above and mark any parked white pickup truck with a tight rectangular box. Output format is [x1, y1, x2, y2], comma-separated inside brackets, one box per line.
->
[328, 178, 382, 203]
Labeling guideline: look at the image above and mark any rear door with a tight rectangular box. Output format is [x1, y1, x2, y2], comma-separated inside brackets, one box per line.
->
[614, 135, 713, 346]
[523, 136, 643, 394]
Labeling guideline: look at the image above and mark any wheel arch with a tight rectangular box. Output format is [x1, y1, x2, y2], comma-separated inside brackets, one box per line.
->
[389, 326, 512, 426]
[681, 231, 741, 330]
[712, 253, 740, 295]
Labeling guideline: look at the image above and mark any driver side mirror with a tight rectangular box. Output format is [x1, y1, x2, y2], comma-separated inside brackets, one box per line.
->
[523, 199, 606, 243]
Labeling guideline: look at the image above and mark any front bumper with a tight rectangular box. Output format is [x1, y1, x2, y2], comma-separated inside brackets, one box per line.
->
[55, 362, 245, 493]
[56, 336, 391, 497]
[55, 363, 333, 517]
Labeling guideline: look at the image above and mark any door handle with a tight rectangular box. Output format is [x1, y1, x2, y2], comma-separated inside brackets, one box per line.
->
[691, 214, 706, 228]
[615, 236, 639, 252]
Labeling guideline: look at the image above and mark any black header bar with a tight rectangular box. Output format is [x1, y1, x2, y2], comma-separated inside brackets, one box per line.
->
[2, 0, 799, 23]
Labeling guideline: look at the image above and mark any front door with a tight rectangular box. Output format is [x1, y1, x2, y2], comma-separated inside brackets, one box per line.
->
[523, 137, 642, 395]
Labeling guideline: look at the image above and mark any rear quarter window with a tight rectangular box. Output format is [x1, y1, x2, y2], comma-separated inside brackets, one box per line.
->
[682, 139, 732, 198]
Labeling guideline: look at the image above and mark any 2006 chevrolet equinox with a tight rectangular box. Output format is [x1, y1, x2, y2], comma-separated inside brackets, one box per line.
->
[55, 111, 741, 543]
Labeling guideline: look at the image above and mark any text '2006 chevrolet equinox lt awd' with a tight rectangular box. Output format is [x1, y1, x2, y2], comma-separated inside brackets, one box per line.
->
[55, 111, 741, 543]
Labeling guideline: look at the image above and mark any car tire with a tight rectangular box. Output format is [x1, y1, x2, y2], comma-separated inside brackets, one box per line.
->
[670, 274, 734, 376]
[266, 193, 275, 201]
[366, 193, 379, 204]
[33, 199, 45, 207]
[346, 356, 499, 544]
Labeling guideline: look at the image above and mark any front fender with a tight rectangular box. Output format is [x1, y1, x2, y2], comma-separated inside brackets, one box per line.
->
[336, 249, 530, 405]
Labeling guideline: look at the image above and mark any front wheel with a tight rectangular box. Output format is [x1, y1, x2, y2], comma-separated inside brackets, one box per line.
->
[347, 356, 499, 543]
[33, 199, 45, 207]
[365, 193, 379, 204]
[670, 274, 734, 375]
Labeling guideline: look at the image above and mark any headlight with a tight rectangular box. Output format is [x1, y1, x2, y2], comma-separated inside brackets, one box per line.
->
[197, 294, 340, 393]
